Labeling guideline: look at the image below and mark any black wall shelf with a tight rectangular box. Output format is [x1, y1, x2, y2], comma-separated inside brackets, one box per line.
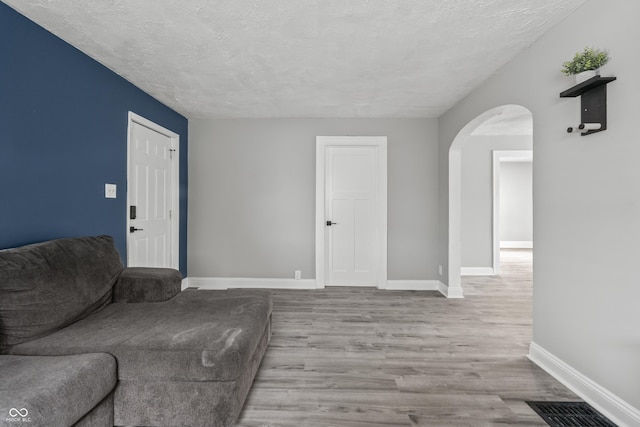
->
[560, 76, 616, 98]
[560, 76, 616, 136]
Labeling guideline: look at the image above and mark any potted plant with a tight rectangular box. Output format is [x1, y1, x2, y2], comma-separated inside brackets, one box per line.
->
[561, 47, 610, 84]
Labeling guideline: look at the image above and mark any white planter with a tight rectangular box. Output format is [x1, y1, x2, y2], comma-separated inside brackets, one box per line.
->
[575, 69, 600, 84]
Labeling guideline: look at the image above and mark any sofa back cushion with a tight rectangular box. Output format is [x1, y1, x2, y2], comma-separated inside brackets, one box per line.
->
[0, 235, 123, 352]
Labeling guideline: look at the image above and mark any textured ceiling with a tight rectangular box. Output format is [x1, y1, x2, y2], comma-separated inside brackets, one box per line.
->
[4, 0, 586, 119]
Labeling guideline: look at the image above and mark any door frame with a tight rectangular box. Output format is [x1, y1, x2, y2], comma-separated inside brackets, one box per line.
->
[315, 136, 388, 289]
[492, 149, 533, 275]
[126, 111, 180, 269]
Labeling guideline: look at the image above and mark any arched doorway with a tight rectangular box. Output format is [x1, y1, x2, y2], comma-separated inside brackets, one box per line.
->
[448, 105, 533, 297]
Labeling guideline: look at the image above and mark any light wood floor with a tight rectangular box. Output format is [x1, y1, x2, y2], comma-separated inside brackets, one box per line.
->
[237, 250, 578, 426]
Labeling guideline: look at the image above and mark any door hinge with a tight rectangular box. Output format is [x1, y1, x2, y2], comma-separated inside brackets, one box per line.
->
[169, 149, 176, 159]
[169, 210, 172, 219]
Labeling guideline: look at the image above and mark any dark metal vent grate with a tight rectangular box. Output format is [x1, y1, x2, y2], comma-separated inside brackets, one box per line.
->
[526, 401, 617, 427]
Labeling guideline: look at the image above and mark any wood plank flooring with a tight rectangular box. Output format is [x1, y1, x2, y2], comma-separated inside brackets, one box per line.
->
[237, 250, 578, 426]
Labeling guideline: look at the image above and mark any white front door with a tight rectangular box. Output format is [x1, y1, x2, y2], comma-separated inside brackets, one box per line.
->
[127, 114, 179, 268]
[316, 137, 387, 288]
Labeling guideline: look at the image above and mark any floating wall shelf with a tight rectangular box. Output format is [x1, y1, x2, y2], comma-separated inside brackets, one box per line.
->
[560, 76, 616, 136]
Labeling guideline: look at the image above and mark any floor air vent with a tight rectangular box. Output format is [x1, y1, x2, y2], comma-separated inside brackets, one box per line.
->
[526, 401, 617, 427]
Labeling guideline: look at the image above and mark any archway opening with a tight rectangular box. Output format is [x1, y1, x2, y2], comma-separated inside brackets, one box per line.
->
[448, 105, 533, 297]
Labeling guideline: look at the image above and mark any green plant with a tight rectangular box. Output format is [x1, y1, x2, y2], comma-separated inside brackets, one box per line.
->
[561, 47, 610, 75]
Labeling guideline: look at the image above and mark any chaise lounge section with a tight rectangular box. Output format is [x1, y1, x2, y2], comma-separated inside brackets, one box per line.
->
[0, 235, 272, 426]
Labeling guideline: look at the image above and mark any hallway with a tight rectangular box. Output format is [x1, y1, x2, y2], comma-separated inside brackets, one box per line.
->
[464, 248, 533, 297]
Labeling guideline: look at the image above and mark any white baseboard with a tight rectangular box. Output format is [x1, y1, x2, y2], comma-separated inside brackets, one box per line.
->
[461, 267, 495, 276]
[500, 240, 533, 249]
[386, 280, 441, 291]
[183, 278, 454, 294]
[438, 282, 464, 299]
[528, 342, 640, 427]
[183, 277, 317, 290]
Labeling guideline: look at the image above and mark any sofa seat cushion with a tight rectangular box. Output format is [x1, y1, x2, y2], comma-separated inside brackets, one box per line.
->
[0, 353, 116, 427]
[9, 290, 273, 382]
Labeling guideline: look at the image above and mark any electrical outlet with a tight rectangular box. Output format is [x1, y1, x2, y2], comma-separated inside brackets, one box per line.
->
[294, 270, 301, 280]
[438, 265, 443, 276]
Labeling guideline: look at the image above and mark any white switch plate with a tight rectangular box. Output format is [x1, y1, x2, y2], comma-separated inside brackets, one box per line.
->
[105, 183, 117, 199]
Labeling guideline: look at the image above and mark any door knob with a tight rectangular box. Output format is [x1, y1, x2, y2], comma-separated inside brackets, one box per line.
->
[129, 226, 144, 233]
[326, 221, 338, 226]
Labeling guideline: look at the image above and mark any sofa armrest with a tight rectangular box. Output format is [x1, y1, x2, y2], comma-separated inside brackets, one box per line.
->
[113, 267, 182, 303]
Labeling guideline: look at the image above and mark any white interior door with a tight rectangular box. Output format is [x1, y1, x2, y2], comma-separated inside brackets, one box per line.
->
[315, 137, 387, 288]
[127, 114, 178, 268]
[326, 146, 378, 286]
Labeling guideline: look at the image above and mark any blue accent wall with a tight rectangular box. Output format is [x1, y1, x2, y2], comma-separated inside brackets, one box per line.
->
[0, 3, 188, 275]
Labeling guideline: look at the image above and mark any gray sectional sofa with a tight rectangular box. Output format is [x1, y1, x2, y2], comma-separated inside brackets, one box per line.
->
[0, 236, 272, 426]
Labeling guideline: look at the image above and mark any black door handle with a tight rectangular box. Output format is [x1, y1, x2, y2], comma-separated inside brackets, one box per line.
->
[326, 221, 338, 226]
[129, 226, 144, 233]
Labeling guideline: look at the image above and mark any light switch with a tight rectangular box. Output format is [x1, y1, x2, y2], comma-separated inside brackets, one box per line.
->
[105, 183, 117, 199]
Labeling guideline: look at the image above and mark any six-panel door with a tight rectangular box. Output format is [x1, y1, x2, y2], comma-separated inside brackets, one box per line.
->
[128, 122, 173, 268]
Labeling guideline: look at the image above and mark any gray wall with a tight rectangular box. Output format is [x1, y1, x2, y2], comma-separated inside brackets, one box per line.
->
[500, 161, 533, 243]
[188, 118, 439, 280]
[461, 136, 532, 267]
[439, 0, 640, 412]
